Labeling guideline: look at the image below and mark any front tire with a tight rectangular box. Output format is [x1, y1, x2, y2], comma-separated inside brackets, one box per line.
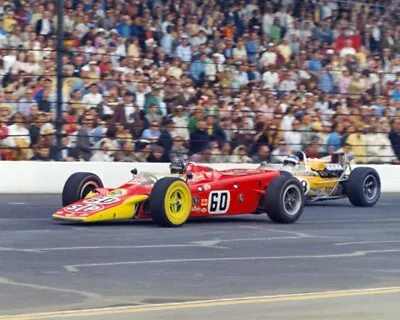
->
[264, 175, 305, 223]
[148, 177, 192, 227]
[345, 167, 381, 207]
[62, 172, 103, 207]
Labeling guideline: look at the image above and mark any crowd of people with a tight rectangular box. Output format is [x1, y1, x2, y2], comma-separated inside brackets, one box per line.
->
[0, 0, 399, 164]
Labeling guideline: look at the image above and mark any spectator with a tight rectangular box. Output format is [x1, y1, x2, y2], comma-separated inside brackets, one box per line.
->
[252, 144, 270, 163]
[346, 124, 367, 164]
[389, 118, 400, 163]
[271, 138, 292, 163]
[366, 124, 396, 164]
[189, 119, 210, 155]
[231, 145, 252, 163]
[76, 114, 93, 161]
[90, 140, 114, 162]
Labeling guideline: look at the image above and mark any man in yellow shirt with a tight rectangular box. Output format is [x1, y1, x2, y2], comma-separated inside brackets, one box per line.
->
[346, 125, 367, 163]
[3, 8, 17, 33]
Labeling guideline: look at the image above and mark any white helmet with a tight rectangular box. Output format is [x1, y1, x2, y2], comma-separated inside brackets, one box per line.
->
[283, 155, 299, 166]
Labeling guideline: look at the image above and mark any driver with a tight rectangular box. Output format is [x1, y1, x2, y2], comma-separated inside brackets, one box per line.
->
[281, 155, 300, 172]
[169, 158, 186, 177]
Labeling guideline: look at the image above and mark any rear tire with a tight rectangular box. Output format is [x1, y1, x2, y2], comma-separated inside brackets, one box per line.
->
[62, 172, 103, 207]
[345, 167, 381, 207]
[264, 175, 305, 223]
[149, 177, 192, 227]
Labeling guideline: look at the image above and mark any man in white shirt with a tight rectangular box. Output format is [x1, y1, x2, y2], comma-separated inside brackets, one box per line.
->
[175, 36, 192, 63]
[284, 119, 302, 153]
[339, 39, 356, 58]
[172, 105, 189, 141]
[260, 43, 277, 67]
[262, 66, 279, 89]
[37, 11, 53, 36]
[81, 84, 103, 109]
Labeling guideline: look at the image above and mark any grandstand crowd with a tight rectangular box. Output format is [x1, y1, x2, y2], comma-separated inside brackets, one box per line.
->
[0, 0, 399, 164]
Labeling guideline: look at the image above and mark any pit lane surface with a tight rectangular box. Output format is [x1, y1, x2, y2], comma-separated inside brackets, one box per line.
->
[0, 194, 399, 319]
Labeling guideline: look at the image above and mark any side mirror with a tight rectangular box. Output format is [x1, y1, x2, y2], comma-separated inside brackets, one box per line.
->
[186, 172, 193, 181]
[130, 168, 138, 176]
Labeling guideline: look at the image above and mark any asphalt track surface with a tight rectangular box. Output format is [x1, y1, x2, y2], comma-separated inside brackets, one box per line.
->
[0, 194, 400, 319]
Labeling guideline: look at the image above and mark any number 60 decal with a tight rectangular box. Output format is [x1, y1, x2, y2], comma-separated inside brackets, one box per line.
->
[208, 191, 230, 214]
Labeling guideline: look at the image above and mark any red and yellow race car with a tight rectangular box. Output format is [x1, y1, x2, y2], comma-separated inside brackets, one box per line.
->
[52, 161, 305, 227]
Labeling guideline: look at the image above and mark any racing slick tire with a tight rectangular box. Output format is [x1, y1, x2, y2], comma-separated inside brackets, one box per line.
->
[263, 175, 305, 223]
[62, 172, 104, 207]
[149, 177, 192, 227]
[345, 167, 381, 207]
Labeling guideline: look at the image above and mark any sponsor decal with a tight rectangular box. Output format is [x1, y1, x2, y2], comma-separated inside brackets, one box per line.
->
[83, 196, 120, 205]
[193, 196, 200, 205]
[191, 206, 201, 212]
[208, 190, 230, 214]
[107, 189, 127, 196]
[238, 194, 245, 202]
[203, 184, 211, 191]
[201, 208, 207, 213]
[64, 204, 103, 213]
[201, 199, 208, 206]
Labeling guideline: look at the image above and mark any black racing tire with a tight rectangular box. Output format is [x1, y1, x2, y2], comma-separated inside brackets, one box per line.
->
[148, 177, 192, 227]
[279, 170, 293, 178]
[264, 175, 305, 223]
[345, 167, 381, 207]
[62, 172, 104, 207]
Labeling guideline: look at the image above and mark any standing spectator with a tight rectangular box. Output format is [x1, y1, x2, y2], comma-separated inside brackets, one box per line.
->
[172, 105, 189, 141]
[76, 114, 93, 161]
[389, 118, 400, 163]
[284, 119, 303, 153]
[158, 116, 175, 158]
[189, 119, 210, 155]
[36, 11, 54, 37]
[346, 124, 367, 164]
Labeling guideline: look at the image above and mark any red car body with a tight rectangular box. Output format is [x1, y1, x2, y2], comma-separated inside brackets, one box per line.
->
[53, 163, 304, 225]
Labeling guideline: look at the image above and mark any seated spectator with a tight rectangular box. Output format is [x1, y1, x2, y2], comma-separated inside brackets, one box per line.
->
[142, 121, 161, 141]
[116, 141, 138, 162]
[90, 140, 114, 162]
[252, 144, 270, 163]
[231, 145, 252, 163]
[30, 144, 52, 161]
[270, 139, 291, 163]
[304, 135, 321, 159]
[169, 135, 188, 163]
[56, 134, 78, 162]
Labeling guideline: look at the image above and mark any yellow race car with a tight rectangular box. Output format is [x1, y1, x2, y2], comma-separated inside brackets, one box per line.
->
[261, 152, 381, 207]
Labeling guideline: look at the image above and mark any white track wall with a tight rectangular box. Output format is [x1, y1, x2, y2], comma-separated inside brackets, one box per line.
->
[0, 161, 399, 193]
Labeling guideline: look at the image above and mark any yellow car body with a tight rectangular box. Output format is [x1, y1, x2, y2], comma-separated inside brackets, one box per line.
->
[261, 152, 381, 206]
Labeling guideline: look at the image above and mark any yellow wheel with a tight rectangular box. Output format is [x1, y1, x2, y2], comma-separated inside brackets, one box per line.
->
[149, 177, 192, 227]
